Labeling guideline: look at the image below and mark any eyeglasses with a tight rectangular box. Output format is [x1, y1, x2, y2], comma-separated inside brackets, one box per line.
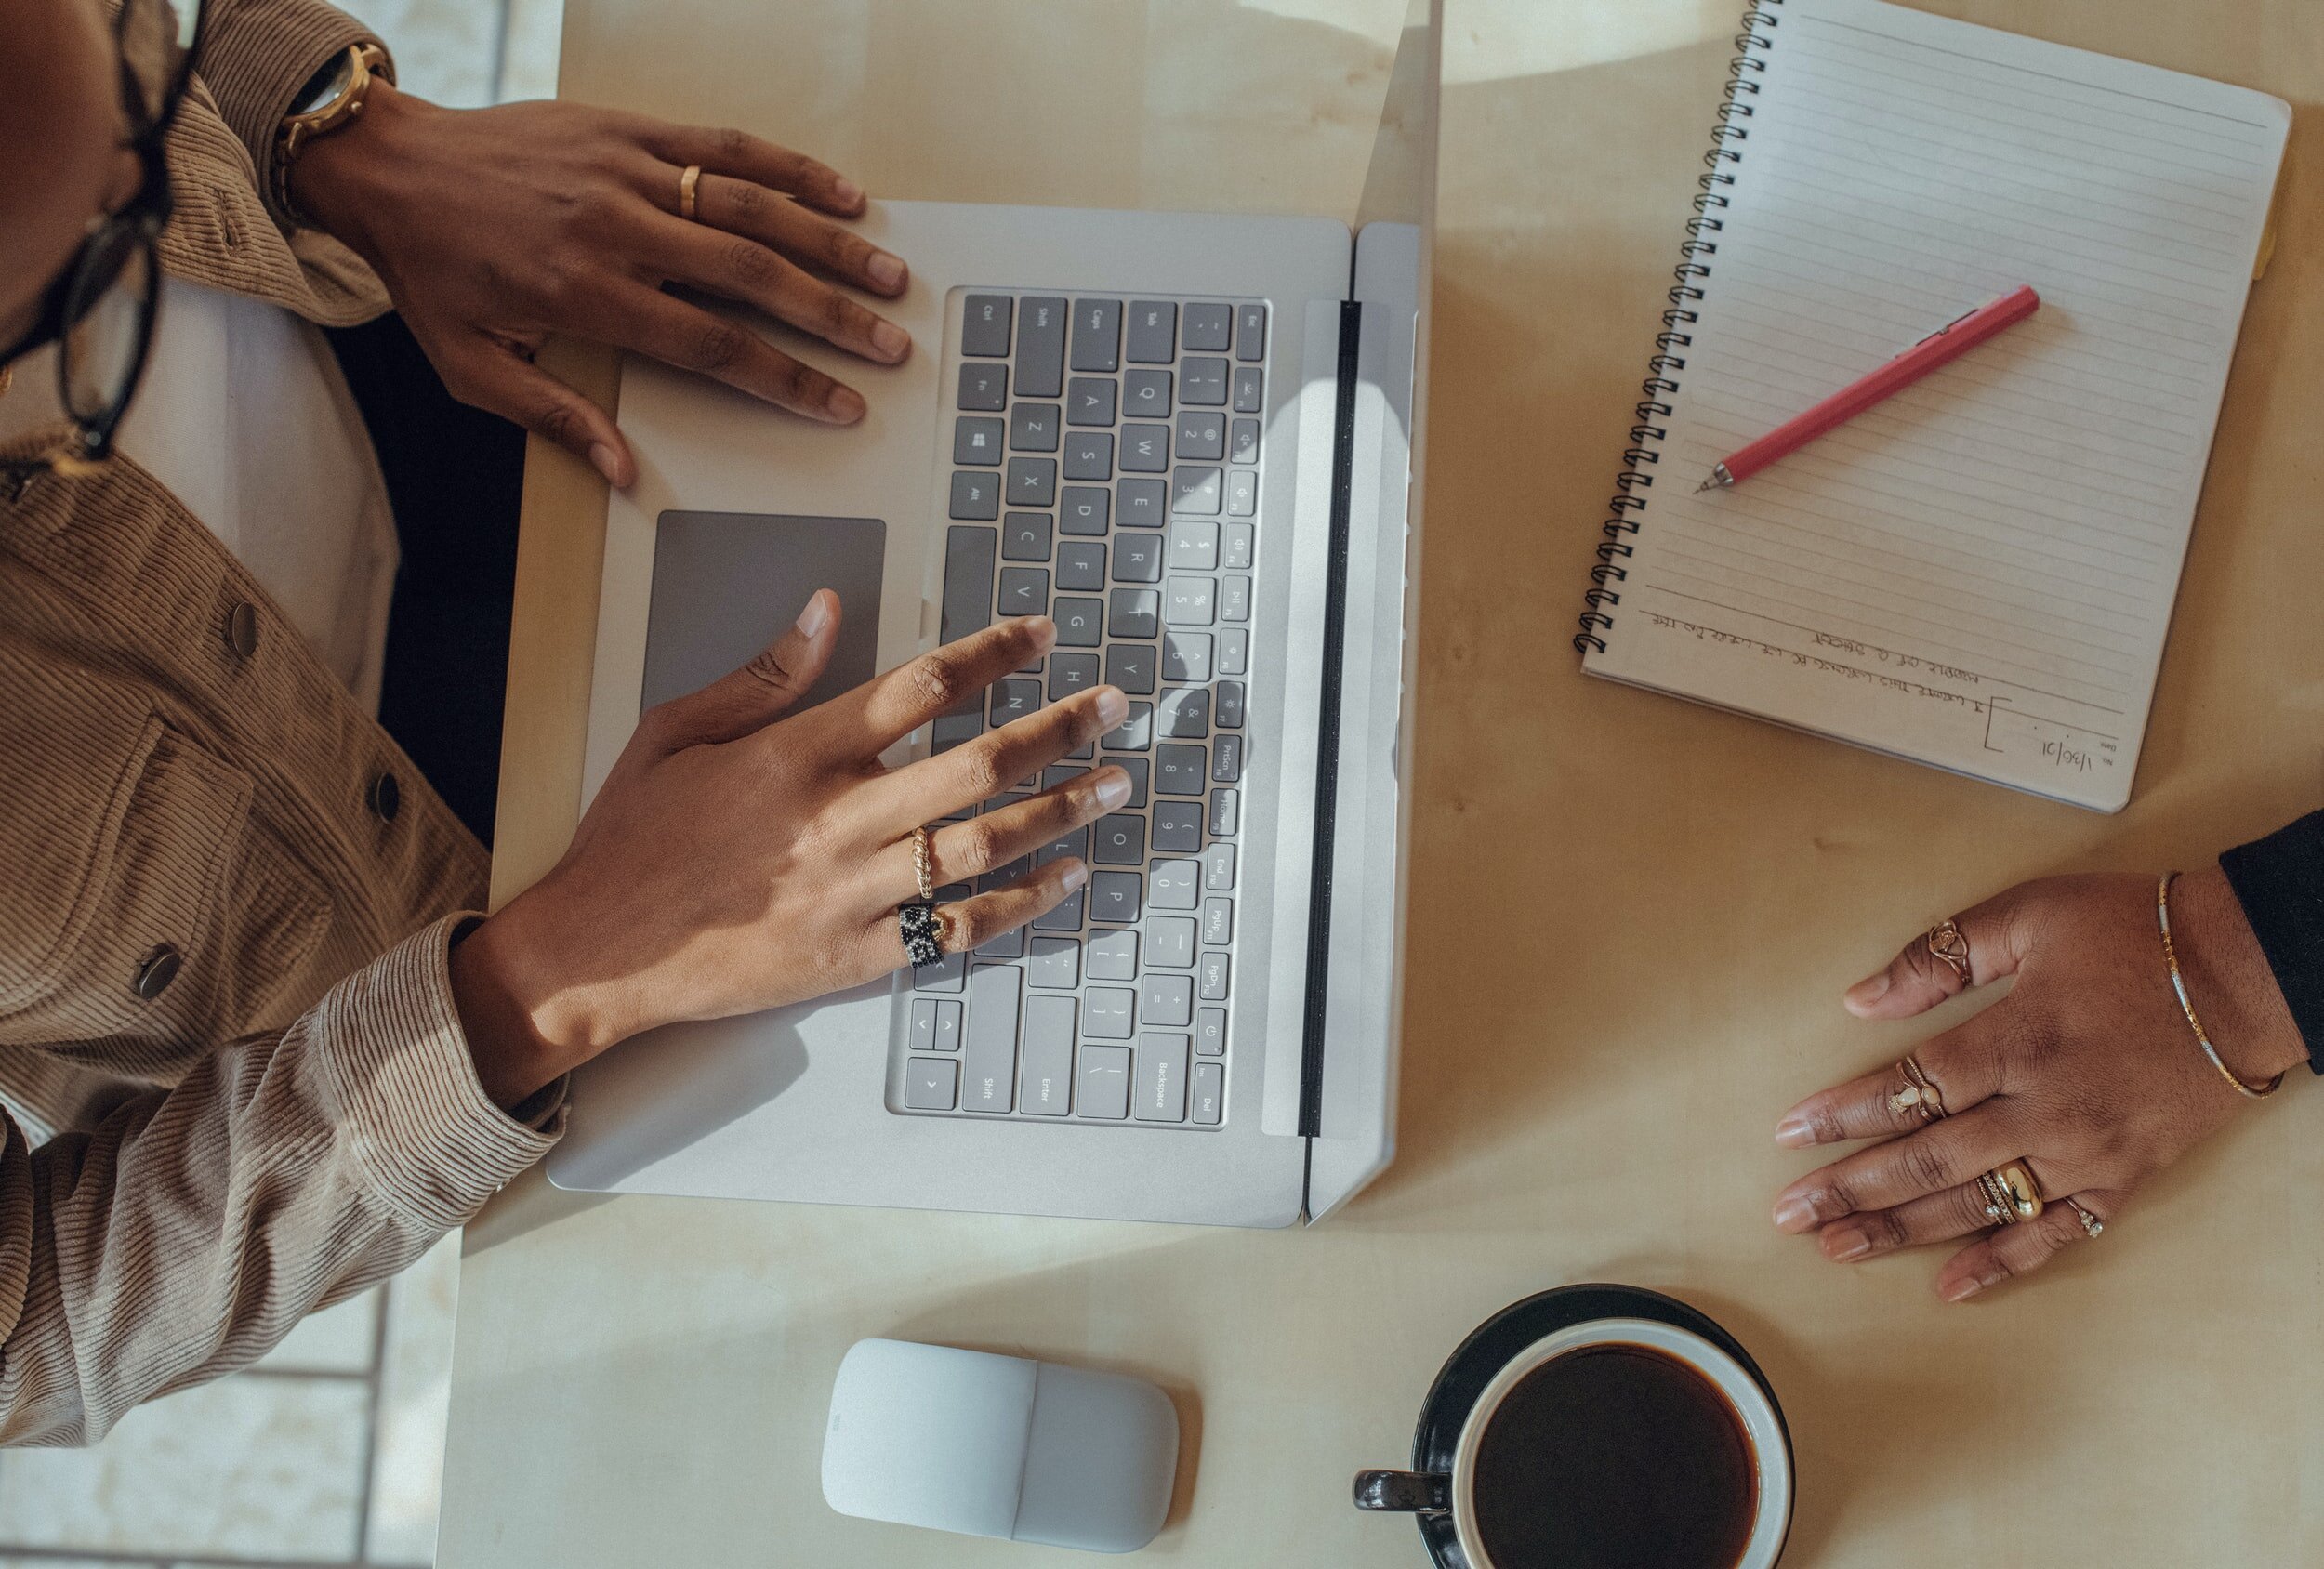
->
[0, 0, 208, 470]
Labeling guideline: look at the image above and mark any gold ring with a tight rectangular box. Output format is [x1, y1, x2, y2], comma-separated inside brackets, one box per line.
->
[1926, 918, 1973, 987]
[679, 164, 703, 221]
[910, 825, 936, 903]
[1887, 1052, 1948, 1124]
[2064, 1196, 2104, 1239]
[1976, 1162, 2042, 1226]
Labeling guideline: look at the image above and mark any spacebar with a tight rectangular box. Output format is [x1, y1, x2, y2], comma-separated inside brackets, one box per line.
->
[960, 965, 1020, 1113]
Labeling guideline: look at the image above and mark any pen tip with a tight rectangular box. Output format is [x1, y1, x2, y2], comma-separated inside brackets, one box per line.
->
[1696, 478, 1718, 494]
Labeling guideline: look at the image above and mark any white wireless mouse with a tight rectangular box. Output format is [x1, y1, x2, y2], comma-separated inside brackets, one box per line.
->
[821, 1338, 1179, 1553]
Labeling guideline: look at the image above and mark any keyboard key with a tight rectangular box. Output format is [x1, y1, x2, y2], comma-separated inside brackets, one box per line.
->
[1077, 1044, 1132, 1119]
[1199, 951, 1231, 1001]
[1225, 469, 1258, 517]
[1152, 800, 1202, 852]
[959, 362, 1007, 410]
[1215, 680, 1245, 729]
[1235, 302, 1267, 361]
[1103, 643, 1155, 694]
[950, 471, 999, 520]
[1166, 576, 1215, 626]
[1158, 688, 1210, 739]
[1035, 889, 1085, 931]
[1020, 1003, 1076, 1114]
[1176, 411, 1226, 462]
[1061, 485, 1110, 534]
[1229, 418, 1261, 465]
[1218, 627, 1248, 675]
[1209, 788, 1240, 836]
[1010, 402, 1061, 452]
[1171, 467, 1222, 515]
[1085, 986, 1137, 1038]
[1063, 432, 1113, 481]
[1221, 575, 1251, 623]
[1142, 973, 1194, 1027]
[905, 1057, 959, 1110]
[1002, 511, 1051, 560]
[1093, 813, 1146, 865]
[1108, 756, 1150, 807]
[1008, 457, 1056, 507]
[1204, 843, 1235, 890]
[991, 679, 1042, 725]
[1181, 357, 1229, 405]
[934, 1000, 964, 1050]
[1028, 938, 1082, 990]
[962, 294, 1012, 357]
[1115, 534, 1164, 584]
[942, 526, 997, 642]
[1070, 298, 1122, 372]
[1162, 631, 1212, 683]
[978, 854, 1032, 895]
[1090, 872, 1143, 924]
[1203, 896, 1234, 946]
[1117, 478, 1169, 528]
[1193, 1061, 1224, 1125]
[976, 921, 1023, 959]
[1124, 369, 1172, 417]
[915, 950, 966, 992]
[1148, 916, 1195, 969]
[1152, 859, 1201, 911]
[1088, 929, 1138, 980]
[910, 997, 942, 1051]
[997, 568, 1048, 619]
[1016, 296, 1066, 397]
[1067, 377, 1116, 426]
[1233, 364, 1264, 414]
[1056, 541, 1105, 590]
[961, 963, 1022, 1112]
[1182, 304, 1232, 351]
[1196, 1007, 1227, 1055]
[1054, 596, 1102, 646]
[1208, 734, 1246, 785]
[1109, 589, 1160, 639]
[1169, 521, 1220, 571]
[1036, 824, 1088, 865]
[1104, 702, 1153, 751]
[1222, 523, 1254, 569]
[1049, 653, 1099, 700]
[1042, 766, 1086, 791]
[1121, 425, 1169, 473]
[1157, 743, 1207, 795]
[1127, 301, 1177, 363]
[1134, 1035, 1190, 1122]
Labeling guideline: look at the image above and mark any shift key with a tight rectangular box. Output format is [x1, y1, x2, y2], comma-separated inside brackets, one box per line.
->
[1016, 297, 1068, 398]
[960, 964, 1022, 1112]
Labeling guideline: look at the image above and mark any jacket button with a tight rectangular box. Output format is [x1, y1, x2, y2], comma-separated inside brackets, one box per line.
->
[368, 771, 401, 823]
[133, 943, 182, 1000]
[226, 601, 260, 658]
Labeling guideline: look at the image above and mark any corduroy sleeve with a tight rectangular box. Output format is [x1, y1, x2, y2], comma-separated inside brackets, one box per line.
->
[191, 0, 390, 226]
[0, 914, 561, 1446]
[2220, 811, 2324, 1075]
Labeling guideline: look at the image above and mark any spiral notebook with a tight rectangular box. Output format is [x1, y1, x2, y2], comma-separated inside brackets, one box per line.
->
[1572, 0, 2290, 811]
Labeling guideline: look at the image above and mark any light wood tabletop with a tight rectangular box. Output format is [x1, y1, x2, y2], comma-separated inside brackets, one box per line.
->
[442, 2, 2324, 1563]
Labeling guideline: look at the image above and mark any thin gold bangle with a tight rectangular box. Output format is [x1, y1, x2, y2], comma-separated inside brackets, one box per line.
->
[2158, 873, 2281, 1101]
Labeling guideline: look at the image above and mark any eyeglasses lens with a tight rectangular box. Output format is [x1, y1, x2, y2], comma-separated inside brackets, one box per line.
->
[59, 231, 155, 426]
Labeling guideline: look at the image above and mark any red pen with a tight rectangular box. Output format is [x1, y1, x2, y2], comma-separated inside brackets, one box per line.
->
[1697, 284, 2041, 492]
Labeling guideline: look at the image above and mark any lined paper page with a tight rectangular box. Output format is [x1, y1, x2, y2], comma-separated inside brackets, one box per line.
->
[1584, 0, 2288, 810]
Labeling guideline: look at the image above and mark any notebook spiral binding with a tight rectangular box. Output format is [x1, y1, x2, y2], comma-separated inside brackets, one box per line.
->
[1573, 0, 1784, 655]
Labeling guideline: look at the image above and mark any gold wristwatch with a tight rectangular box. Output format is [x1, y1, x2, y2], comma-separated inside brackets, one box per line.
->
[271, 42, 393, 223]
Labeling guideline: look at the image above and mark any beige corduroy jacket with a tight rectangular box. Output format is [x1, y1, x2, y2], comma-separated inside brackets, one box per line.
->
[0, 0, 562, 1445]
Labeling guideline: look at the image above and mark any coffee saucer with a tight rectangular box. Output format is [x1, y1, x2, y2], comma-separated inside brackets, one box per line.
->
[1407, 1283, 1793, 1569]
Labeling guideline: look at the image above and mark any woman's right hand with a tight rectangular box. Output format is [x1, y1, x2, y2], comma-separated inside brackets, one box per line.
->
[450, 592, 1128, 1104]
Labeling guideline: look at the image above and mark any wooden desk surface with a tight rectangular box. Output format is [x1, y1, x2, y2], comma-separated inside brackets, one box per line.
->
[442, 3, 2324, 1563]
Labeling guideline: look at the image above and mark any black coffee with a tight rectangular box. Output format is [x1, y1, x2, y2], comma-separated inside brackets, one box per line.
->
[1469, 1344, 1757, 1569]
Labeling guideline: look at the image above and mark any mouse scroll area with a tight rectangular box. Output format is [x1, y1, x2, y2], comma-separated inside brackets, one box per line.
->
[1011, 1363, 1180, 1553]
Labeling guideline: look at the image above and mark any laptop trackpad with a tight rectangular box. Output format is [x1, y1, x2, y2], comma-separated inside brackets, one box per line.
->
[641, 511, 887, 714]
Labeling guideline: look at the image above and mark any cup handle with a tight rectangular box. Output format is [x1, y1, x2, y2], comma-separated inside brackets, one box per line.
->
[1352, 1469, 1453, 1513]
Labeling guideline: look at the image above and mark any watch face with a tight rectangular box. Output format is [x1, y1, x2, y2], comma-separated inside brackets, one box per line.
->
[293, 49, 356, 116]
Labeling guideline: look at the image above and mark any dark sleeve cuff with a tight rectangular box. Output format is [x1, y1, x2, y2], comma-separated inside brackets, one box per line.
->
[2219, 811, 2324, 1074]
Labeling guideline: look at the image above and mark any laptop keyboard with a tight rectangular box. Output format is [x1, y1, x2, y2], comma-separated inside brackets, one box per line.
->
[901, 292, 1269, 1129]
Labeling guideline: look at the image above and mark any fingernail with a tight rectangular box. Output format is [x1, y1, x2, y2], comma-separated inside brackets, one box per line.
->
[588, 442, 622, 485]
[1024, 615, 1057, 647]
[1829, 1227, 1873, 1262]
[867, 252, 905, 290]
[793, 591, 831, 639]
[1845, 971, 1891, 1008]
[1059, 858, 1089, 891]
[1093, 768, 1131, 810]
[871, 319, 910, 360]
[1095, 686, 1129, 727]
[1774, 1193, 1818, 1233]
[1775, 1114, 1816, 1149]
[825, 385, 866, 422]
[1942, 1276, 1983, 1303]
[834, 177, 865, 208]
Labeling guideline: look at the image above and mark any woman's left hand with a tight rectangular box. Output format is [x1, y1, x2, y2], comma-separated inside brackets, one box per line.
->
[289, 82, 913, 485]
[1771, 866, 2304, 1301]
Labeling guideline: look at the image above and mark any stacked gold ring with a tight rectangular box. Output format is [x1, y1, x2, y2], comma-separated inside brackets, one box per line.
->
[1886, 1053, 1948, 1124]
[910, 825, 937, 903]
[1975, 1162, 2042, 1226]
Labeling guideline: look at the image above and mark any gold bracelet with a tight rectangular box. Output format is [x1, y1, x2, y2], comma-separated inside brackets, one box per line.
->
[2158, 873, 2282, 1101]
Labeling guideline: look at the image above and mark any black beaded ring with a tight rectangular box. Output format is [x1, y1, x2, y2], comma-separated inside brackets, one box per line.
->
[897, 902, 946, 969]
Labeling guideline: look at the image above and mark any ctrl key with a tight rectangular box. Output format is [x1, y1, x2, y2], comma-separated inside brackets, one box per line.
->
[905, 1057, 959, 1111]
[1077, 1045, 1132, 1120]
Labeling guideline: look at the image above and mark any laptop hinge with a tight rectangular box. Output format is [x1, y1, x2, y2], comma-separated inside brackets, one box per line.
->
[1295, 299, 1364, 1140]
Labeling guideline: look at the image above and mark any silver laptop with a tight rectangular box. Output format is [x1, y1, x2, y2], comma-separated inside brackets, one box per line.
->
[544, 6, 1437, 1228]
